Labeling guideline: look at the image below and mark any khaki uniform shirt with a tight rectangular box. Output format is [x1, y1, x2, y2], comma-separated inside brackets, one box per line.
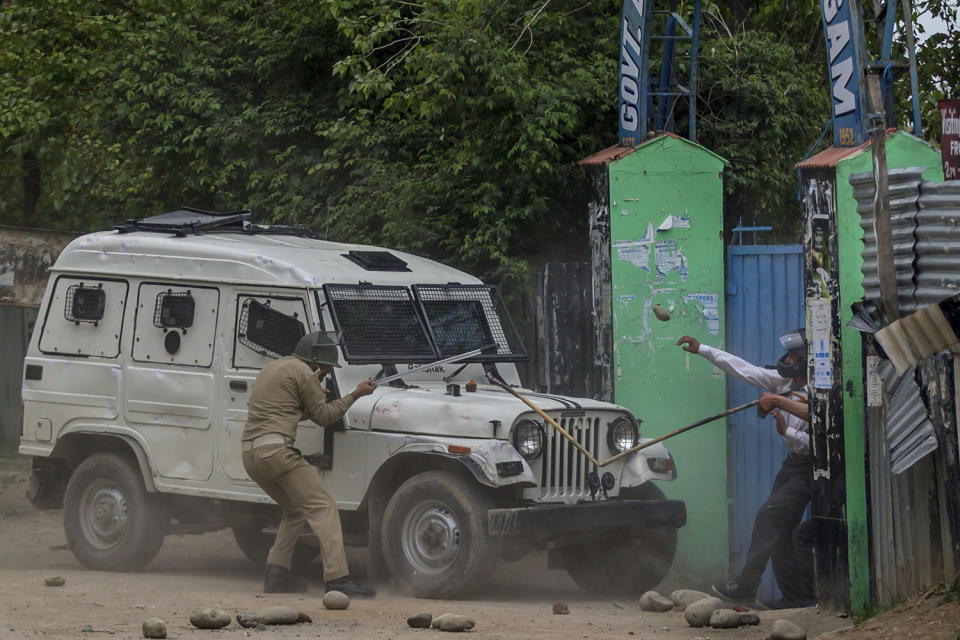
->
[242, 356, 355, 443]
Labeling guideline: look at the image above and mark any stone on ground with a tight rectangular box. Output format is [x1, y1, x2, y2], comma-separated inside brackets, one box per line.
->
[771, 618, 807, 640]
[189, 608, 231, 629]
[431, 613, 476, 631]
[141, 618, 166, 639]
[670, 589, 712, 610]
[297, 610, 312, 623]
[407, 612, 432, 628]
[44, 576, 65, 587]
[709, 608, 742, 628]
[552, 602, 569, 614]
[323, 590, 351, 610]
[739, 612, 760, 625]
[683, 596, 724, 627]
[236, 613, 259, 628]
[256, 605, 301, 624]
[639, 591, 675, 612]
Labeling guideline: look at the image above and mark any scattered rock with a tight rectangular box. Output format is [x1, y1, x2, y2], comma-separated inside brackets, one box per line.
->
[142, 618, 167, 639]
[256, 605, 301, 624]
[639, 591, 675, 612]
[189, 608, 231, 629]
[407, 612, 432, 628]
[49, 543, 70, 551]
[739, 612, 760, 625]
[44, 576, 65, 587]
[236, 613, 260, 628]
[322, 591, 350, 611]
[552, 602, 569, 614]
[612, 601, 625, 610]
[771, 618, 807, 640]
[670, 589, 712, 610]
[709, 609, 742, 628]
[652, 304, 671, 321]
[297, 610, 312, 623]
[465, 380, 478, 392]
[431, 614, 476, 632]
[683, 596, 723, 627]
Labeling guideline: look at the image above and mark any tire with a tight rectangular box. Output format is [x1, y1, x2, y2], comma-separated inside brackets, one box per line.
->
[381, 470, 500, 598]
[63, 453, 169, 571]
[563, 483, 678, 596]
[231, 526, 322, 569]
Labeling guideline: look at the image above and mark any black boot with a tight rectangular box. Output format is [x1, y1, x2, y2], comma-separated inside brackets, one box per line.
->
[264, 564, 308, 593]
[325, 575, 376, 598]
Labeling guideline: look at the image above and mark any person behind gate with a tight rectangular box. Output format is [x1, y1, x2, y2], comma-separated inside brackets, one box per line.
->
[242, 331, 376, 597]
[676, 329, 815, 609]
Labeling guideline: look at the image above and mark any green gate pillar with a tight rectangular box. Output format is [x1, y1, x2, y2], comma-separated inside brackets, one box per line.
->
[581, 134, 729, 585]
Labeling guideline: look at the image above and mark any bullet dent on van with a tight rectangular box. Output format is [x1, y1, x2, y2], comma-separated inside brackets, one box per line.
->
[20, 209, 686, 598]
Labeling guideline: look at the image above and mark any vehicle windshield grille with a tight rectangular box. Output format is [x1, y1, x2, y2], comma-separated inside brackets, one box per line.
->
[322, 283, 526, 364]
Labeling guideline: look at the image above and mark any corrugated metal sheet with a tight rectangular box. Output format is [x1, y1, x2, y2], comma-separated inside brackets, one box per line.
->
[725, 244, 805, 601]
[795, 143, 866, 169]
[850, 167, 925, 314]
[915, 181, 960, 307]
[878, 360, 938, 474]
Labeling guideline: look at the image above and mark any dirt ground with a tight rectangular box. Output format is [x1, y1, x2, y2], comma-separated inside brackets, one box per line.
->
[0, 456, 862, 639]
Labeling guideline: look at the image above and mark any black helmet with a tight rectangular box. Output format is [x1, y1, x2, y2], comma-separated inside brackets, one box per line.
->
[776, 328, 807, 379]
[293, 332, 341, 368]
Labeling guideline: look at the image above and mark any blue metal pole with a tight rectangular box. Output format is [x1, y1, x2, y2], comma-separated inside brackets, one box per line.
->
[690, 0, 701, 141]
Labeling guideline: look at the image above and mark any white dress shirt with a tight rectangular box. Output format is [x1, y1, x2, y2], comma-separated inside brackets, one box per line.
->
[697, 344, 810, 455]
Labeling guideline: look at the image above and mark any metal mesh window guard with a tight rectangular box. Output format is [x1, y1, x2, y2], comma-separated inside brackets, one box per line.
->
[238, 299, 305, 359]
[64, 284, 105, 324]
[154, 291, 195, 328]
[323, 284, 437, 364]
[413, 285, 526, 361]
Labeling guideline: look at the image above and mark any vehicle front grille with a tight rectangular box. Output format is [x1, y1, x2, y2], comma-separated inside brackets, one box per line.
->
[538, 415, 602, 500]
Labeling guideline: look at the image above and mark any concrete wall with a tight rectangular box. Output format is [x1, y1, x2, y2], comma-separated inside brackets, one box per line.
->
[834, 133, 944, 613]
[607, 134, 728, 585]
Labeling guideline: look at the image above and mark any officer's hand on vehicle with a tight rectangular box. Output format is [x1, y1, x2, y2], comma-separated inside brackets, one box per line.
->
[350, 379, 377, 400]
[676, 335, 701, 354]
[771, 409, 787, 436]
[758, 392, 782, 414]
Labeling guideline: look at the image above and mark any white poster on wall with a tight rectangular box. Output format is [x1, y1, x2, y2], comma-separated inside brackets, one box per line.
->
[809, 298, 832, 389]
[866, 355, 883, 407]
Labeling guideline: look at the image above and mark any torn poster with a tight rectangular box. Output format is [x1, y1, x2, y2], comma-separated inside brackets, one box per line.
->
[684, 292, 720, 335]
[657, 214, 691, 231]
[613, 221, 655, 271]
[616, 294, 636, 307]
[654, 239, 687, 281]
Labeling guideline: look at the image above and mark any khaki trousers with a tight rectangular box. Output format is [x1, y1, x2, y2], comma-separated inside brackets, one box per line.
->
[242, 444, 349, 581]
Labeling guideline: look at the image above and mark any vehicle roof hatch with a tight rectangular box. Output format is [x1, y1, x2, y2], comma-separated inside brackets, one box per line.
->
[343, 250, 410, 272]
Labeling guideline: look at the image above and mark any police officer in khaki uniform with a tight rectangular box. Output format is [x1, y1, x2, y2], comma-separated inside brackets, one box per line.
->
[242, 332, 376, 597]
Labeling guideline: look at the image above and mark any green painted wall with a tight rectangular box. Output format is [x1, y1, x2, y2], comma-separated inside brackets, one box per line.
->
[833, 132, 944, 614]
[609, 134, 728, 584]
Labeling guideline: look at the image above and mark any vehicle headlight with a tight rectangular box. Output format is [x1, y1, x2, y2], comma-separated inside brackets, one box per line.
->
[511, 419, 545, 459]
[607, 416, 638, 453]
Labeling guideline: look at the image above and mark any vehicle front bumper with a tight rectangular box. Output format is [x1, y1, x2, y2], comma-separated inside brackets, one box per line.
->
[487, 499, 686, 536]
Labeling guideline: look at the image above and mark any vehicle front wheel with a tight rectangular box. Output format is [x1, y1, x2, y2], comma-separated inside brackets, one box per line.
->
[63, 452, 169, 571]
[562, 483, 678, 596]
[381, 470, 500, 598]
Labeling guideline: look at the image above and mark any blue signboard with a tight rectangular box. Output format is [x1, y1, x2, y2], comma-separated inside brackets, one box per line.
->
[618, 0, 648, 147]
[819, 0, 868, 146]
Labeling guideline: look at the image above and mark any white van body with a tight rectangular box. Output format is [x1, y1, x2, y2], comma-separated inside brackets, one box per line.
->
[20, 210, 685, 597]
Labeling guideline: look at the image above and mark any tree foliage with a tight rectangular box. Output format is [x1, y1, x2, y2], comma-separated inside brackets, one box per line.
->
[0, 0, 954, 286]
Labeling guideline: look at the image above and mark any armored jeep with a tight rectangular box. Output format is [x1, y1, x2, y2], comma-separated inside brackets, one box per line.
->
[20, 209, 685, 597]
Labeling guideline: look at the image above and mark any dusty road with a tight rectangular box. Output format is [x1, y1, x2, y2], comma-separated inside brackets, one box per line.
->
[0, 457, 852, 639]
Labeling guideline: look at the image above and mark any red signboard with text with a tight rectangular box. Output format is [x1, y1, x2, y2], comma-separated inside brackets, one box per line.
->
[941, 99, 960, 181]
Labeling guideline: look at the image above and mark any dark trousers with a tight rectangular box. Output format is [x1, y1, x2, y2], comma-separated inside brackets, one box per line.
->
[735, 453, 814, 602]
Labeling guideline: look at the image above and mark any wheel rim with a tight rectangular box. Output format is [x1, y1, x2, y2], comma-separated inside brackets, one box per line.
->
[79, 479, 129, 550]
[400, 499, 461, 575]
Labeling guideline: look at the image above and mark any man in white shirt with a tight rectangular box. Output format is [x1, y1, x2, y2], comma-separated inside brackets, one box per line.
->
[676, 329, 815, 609]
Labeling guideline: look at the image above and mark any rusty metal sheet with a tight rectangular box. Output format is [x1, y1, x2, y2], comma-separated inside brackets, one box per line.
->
[0, 227, 76, 307]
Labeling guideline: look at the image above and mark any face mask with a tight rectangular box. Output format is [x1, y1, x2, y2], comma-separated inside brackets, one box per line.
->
[776, 353, 805, 379]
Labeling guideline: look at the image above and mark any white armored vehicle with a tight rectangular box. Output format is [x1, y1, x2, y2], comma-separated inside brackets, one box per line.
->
[20, 209, 685, 597]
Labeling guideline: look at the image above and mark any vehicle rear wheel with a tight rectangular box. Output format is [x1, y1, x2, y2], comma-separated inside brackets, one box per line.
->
[562, 483, 678, 596]
[63, 453, 169, 571]
[231, 526, 322, 569]
[381, 470, 500, 598]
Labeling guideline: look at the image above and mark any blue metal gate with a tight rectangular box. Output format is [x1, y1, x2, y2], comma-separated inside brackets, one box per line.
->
[725, 245, 805, 601]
